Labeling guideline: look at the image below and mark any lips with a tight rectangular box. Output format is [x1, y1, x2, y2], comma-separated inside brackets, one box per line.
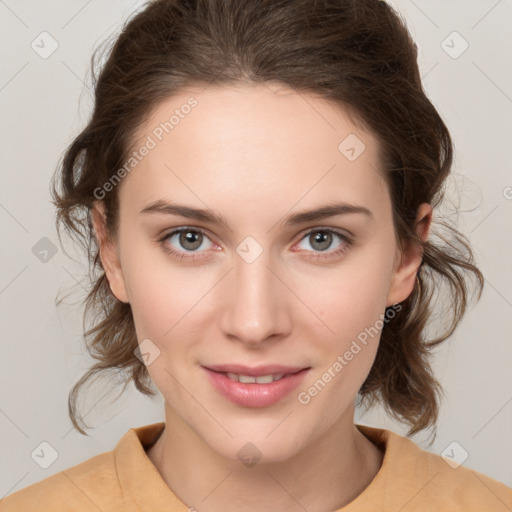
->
[203, 366, 311, 407]
[203, 363, 309, 377]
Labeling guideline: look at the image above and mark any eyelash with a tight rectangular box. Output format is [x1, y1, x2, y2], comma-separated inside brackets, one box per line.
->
[158, 226, 353, 262]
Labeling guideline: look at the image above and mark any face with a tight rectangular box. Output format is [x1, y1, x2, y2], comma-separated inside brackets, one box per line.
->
[93, 83, 430, 464]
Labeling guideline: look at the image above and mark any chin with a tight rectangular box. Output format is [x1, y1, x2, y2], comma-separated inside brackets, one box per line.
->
[206, 432, 304, 467]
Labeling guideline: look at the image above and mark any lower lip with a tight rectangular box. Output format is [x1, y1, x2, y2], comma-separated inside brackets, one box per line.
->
[203, 367, 310, 407]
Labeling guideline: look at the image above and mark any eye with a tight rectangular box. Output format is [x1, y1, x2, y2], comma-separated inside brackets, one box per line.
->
[294, 228, 353, 260]
[158, 226, 353, 262]
[159, 227, 215, 261]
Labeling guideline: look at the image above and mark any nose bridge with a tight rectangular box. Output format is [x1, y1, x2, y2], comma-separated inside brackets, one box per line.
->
[219, 239, 288, 344]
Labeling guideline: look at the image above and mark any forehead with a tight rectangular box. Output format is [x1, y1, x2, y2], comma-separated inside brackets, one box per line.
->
[121, 84, 389, 219]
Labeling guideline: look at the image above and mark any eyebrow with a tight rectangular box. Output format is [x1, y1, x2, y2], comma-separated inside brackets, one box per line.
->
[139, 200, 373, 227]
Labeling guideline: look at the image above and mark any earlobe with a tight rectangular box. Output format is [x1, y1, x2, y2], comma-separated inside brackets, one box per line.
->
[91, 202, 130, 304]
[385, 203, 432, 307]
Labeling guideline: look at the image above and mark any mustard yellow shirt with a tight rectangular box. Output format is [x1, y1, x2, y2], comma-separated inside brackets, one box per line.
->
[1, 422, 511, 511]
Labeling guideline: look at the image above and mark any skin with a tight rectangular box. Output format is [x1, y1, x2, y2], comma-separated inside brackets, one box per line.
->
[92, 83, 432, 512]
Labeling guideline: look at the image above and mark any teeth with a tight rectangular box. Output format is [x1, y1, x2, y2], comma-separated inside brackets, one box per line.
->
[237, 374, 257, 384]
[226, 372, 285, 384]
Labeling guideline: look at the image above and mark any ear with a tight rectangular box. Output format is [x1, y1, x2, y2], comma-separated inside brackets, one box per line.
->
[91, 201, 130, 304]
[386, 203, 432, 307]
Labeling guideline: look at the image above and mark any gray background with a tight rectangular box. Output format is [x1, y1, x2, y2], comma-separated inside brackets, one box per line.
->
[1, 0, 511, 497]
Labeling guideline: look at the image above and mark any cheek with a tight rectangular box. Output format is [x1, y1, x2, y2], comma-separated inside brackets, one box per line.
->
[122, 245, 202, 337]
[293, 248, 393, 403]
[128, 278, 171, 340]
[297, 291, 385, 419]
[123, 256, 216, 390]
[298, 254, 392, 342]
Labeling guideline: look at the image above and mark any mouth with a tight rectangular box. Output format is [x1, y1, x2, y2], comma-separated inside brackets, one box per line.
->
[202, 365, 311, 408]
[208, 368, 306, 384]
[203, 363, 309, 377]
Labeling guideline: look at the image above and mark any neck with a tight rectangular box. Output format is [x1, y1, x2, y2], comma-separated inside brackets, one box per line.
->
[146, 404, 384, 512]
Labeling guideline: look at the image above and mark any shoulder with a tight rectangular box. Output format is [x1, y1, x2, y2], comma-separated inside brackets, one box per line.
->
[356, 424, 512, 511]
[388, 430, 512, 510]
[0, 450, 133, 512]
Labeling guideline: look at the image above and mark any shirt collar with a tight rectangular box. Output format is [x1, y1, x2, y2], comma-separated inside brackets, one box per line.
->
[114, 421, 398, 511]
[114, 421, 189, 510]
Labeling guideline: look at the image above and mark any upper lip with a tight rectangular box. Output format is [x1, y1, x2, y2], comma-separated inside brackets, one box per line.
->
[203, 364, 310, 377]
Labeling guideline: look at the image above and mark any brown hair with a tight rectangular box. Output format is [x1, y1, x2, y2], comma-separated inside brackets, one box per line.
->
[51, 0, 484, 439]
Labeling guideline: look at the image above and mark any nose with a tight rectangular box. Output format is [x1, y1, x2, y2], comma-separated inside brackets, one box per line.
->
[218, 248, 292, 348]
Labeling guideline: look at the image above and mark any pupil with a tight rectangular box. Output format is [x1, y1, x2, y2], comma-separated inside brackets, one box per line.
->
[181, 231, 202, 250]
[312, 231, 331, 251]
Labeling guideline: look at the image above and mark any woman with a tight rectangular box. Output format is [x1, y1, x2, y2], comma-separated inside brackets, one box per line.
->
[2, 0, 511, 510]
